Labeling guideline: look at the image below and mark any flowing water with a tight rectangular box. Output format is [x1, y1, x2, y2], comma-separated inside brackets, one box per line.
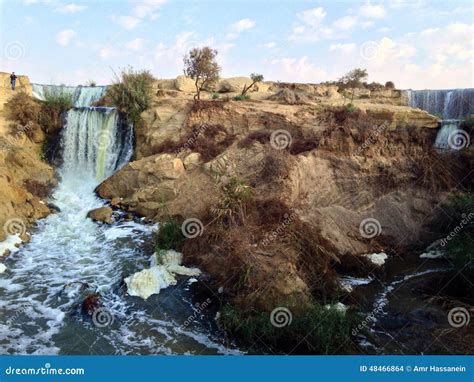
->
[32, 84, 107, 108]
[0, 88, 238, 355]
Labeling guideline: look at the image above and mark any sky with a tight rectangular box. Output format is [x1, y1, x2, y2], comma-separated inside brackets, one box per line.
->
[0, 0, 473, 89]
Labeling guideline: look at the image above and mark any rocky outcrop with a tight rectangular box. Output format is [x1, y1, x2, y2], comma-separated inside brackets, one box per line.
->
[98, 90, 455, 309]
[87, 207, 114, 224]
[0, 74, 56, 244]
[218, 77, 252, 93]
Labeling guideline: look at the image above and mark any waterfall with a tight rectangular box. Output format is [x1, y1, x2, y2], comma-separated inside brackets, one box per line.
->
[62, 107, 133, 182]
[404, 89, 473, 150]
[32, 84, 107, 107]
[404, 88, 474, 120]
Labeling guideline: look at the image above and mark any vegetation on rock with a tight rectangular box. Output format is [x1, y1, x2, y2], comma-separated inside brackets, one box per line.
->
[183, 47, 221, 100]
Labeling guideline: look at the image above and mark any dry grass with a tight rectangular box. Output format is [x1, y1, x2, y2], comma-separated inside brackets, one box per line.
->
[151, 123, 236, 161]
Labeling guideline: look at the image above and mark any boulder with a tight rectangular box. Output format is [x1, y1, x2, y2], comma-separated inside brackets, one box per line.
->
[218, 77, 252, 93]
[267, 88, 309, 105]
[175, 75, 195, 92]
[87, 206, 113, 224]
[183, 152, 202, 170]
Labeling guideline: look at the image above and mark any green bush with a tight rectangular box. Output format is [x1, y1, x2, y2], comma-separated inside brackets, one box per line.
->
[106, 67, 155, 125]
[153, 217, 185, 252]
[211, 92, 220, 100]
[220, 302, 356, 354]
[346, 103, 356, 113]
[38, 87, 74, 134]
[233, 94, 250, 101]
[461, 116, 474, 129]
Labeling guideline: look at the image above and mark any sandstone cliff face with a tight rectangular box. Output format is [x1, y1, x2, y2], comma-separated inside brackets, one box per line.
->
[0, 73, 56, 244]
[97, 83, 456, 308]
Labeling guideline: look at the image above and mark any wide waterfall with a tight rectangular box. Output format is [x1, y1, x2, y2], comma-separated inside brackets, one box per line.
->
[32, 84, 107, 107]
[405, 88, 474, 120]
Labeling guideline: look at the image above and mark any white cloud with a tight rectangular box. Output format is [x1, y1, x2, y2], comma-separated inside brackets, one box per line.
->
[329, 43, 356, 54]
[297, 7, 326, 27]
[289, 9, 333, 43]
[111, 15, 141, 30]
[231, 18, 256, 32]
[262, 42, 277, 49]
[359, 2, 386, 18]
[55, 3, 87, 13]
[268, 56, 328, 83]
[333, 15, 358, 31]
[125, 38, 145, 51]
[112, 0, 167, 29]
[56, 29, 76, 46]
[132, 0, 167, 18]
[378, 27, 391, 33]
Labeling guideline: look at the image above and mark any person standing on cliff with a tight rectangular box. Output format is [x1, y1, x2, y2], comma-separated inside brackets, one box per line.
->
[10, 72, 17, 90]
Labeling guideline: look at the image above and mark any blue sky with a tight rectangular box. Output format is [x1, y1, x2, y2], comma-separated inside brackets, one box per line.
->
[0, 0, 473, 89]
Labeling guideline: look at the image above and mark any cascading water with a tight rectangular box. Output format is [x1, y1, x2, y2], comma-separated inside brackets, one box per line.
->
[32, 84, 107, 107]
[0, 87, 237, 355]
[405, 88, 473, 150]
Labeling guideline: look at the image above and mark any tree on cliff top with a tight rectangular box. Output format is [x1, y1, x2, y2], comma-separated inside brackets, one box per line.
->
[337, 68, 368, 103]
[183, 47, 221, 100]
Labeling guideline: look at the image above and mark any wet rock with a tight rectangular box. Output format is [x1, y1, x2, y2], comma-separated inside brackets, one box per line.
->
[82, 293, 101, 316]
[87, 206, 113, 224]
[47, 203, 61, 213]
[0, 263, 7, 273]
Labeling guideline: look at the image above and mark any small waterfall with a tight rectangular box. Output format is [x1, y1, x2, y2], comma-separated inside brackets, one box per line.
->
[405, 88, 474, 120]
[433, 120, 461, 150]
[32, 84, 107, 107]
[404, 89, 473, 150]
[62, 107, 133, 182]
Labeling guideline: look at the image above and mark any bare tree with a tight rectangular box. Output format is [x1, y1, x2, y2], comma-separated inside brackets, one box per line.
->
[183, 47, 221, 100]
[241, 73, 264, 96]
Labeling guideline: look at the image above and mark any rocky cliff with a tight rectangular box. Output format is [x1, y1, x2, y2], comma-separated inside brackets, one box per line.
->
[97, 79, 468, 309]
[0, 73, 56, 246]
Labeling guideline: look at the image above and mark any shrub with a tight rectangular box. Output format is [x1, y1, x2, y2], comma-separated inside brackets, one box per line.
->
[153, 217, 185, 252]
[4, 92, 42, 136]
[233, 94, 250, 101]
[220, 301, 356, 354]
[385, 81, 395, 89]
[106, 67, 155, 125]
[86, 80, 97, 87]
[38, 87, 74, 133]
[461, 116, 474, 130]
[211, 92, 220, 100]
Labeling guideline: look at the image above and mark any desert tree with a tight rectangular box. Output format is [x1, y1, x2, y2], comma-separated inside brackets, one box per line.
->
[241, 73, 264, 96]
[183, 47, 221, 100]
[338, 68, 368, 103]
